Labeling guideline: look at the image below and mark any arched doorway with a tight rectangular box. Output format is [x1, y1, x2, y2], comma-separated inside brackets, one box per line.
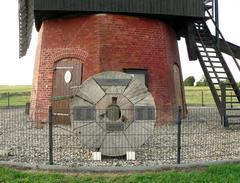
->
[52, 58, 83, 124]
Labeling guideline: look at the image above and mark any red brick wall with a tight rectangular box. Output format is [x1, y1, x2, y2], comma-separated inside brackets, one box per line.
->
[30, 14, 185, 125]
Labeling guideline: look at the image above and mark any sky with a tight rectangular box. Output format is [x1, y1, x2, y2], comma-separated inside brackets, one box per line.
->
[0, 1, 239, 85]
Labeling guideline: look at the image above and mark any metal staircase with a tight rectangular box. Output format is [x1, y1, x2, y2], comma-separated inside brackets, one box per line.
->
[193, 3, 240, 126]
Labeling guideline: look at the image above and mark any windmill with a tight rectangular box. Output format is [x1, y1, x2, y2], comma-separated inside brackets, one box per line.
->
[19, 0, 240, 127]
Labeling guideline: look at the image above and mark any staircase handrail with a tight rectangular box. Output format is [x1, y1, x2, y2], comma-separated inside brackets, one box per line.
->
[204, 0, 213, 5]
[206, 9, 240, 72]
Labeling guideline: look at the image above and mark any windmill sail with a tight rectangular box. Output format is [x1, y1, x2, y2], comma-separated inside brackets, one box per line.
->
[19, 0, 34, 58]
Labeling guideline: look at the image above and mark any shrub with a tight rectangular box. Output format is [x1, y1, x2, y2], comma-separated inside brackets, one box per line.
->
[184, 76, 195, 86]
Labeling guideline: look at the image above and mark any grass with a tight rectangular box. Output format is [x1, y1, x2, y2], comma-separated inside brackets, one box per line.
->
[0, 85, 237, 107]
[184, 86, 215, 106]
[1, 163, 240, 182]
[0, 85, 31, 106]
[0, 96, 30, 106]
[0, 85, 31, 93]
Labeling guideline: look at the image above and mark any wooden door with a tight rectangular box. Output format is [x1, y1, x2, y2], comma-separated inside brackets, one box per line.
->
[52, 58, 83, 124]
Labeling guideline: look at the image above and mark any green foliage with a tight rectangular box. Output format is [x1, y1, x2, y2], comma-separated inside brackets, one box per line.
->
[196, 75, 208, 86]
[1, 164, 240, 183]
[183, 76, 195, 86]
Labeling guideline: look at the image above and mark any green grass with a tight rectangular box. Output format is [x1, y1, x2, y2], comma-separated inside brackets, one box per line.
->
[0, 85, 218, 107]
[1, 163, 240, 183]
[0, 85, 31, 93]
[0, 86, 31, 106]
[185, 86, 239, 106]
[0, 85, 236, 107]
[184, 86, 215, 106]
[0, 96, 30, 106]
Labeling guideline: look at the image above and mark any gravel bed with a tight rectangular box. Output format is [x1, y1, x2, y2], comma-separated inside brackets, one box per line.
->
[0, 107, 240, 167]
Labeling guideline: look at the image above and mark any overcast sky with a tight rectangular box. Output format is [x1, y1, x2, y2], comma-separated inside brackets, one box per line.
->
[0, 1, 239, 85]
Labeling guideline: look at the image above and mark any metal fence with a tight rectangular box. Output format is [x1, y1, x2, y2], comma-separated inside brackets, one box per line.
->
[2, 90, 238, 107]
[186, 89, 240, 107]
[0, 92, 30, 108]
[0, 106, 240, 167]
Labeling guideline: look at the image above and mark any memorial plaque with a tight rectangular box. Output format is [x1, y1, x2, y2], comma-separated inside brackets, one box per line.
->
[106, 123, 124, 131]
[73, 106, 95, 121]
[135, 106, 155, 120]
[95, 79, 131, 86]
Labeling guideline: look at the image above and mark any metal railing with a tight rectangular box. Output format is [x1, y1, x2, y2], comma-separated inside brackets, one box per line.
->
[0, 106, 240, 167]
[0, 91, 30, 108]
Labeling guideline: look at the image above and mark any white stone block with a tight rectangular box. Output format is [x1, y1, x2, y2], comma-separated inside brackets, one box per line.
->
[92, 152, 101, 161]
[126, 151, 135, 160]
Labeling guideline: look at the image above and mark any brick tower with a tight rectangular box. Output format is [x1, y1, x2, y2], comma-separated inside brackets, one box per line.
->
[29, 14, 185, 125]
[20, 1, 240, 127]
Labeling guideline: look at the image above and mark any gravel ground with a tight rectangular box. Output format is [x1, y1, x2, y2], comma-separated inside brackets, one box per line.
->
[0, 107, 240, 167]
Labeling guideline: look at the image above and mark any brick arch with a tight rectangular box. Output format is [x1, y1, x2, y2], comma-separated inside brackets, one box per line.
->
[43, 48, 88, 63]
[30, 47, 88, 126]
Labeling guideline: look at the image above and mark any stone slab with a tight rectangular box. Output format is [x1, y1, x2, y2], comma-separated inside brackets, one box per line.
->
[75, 122, 105, 149]
[100, 132, 132, 156]
[75, 79, 105, 104]
[125, 121, 154, 149]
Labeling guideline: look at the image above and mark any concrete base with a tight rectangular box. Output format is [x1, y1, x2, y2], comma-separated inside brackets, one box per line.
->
[126, 151, 136, 161]
[92, 152, 101, 161]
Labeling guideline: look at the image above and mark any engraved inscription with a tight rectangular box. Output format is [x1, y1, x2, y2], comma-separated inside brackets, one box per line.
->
[135, 106, 155, 120]
[95, 79, 131, 86]
[73, 106, 95, 121]
[106, 123, 124, 131]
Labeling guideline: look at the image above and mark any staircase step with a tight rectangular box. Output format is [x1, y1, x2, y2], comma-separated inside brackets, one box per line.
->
[226, 122, 240, 125]
[226, 102, 239, 104]
[218, 95, 238, 98]
[209, 71, 226, 74]
[212, 82, 234, 85]
[200, 50, 216, 53]
[202, 56, 219, 59]
[226, 108, 240, 111]
[227, 115, 240, 118]
[202, 40, 215, 43]
[204, 60, 220, 63]
[210, 77, 227, 79]
[217, 77, 228, 79]
[196, 38, 213, 42]
[206, 66, 223, 68]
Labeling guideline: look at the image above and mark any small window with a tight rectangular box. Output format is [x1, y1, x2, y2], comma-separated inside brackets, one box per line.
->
[124, 69, 148, 87]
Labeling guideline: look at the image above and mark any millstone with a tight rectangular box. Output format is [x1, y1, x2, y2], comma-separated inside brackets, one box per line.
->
[70, 71, 156, 156]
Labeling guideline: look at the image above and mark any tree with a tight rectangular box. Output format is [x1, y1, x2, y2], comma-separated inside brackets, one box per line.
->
[184, 76, 195, 86]
[196, 75, 208, 86]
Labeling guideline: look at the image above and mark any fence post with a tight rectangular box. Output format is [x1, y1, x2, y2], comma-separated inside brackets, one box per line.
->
[7, 92, 10, 108]
[176, 106, 182, 164]
[201, 90, 204, 106]
[220, 84, 228, 127]
[48, 106, 54, 165]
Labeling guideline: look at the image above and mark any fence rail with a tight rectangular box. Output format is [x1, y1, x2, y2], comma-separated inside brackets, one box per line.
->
[0, 92, 31, 108]
[0, 106, 240, 167]
[2, 89, 239, 107]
